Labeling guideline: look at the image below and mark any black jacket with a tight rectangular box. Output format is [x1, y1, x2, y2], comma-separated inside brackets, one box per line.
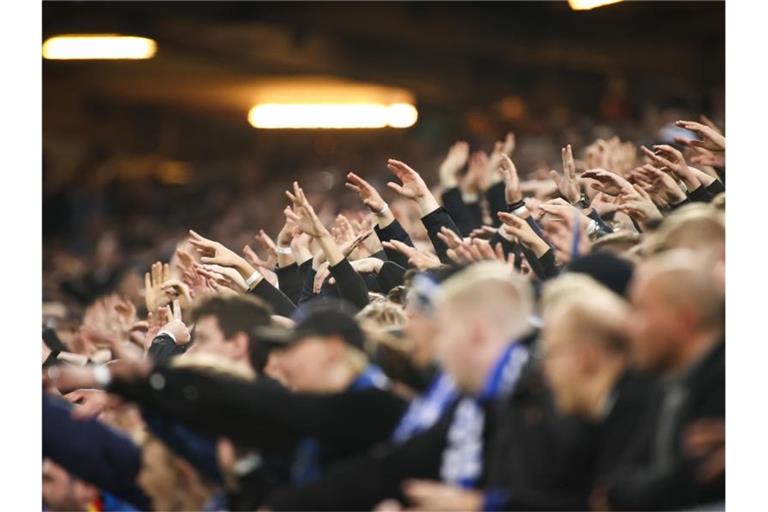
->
[603, 341, 725, 510]
[107, 366, 408, 463]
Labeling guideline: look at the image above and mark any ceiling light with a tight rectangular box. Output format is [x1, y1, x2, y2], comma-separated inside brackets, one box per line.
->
[43, 35, 157, 60]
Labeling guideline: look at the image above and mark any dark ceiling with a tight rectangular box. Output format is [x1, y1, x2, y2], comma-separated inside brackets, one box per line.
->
[43, 1, 724, 114]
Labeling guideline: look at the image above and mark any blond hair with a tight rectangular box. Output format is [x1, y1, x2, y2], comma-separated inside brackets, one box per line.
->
[437, 262, 534, 341]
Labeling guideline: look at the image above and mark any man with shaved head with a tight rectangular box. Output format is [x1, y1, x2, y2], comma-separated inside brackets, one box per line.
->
[597, 250, 725, 510]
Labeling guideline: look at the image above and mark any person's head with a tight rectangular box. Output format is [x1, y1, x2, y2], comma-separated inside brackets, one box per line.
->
[187, 295, 272, 367]
[137, 436, 213, 512]
[626, 250, 725, 374]
[590, 231, 643, 256]
[434, 262, 533, 393]
[566, 252, 635, 297]
[647, 205, 725, 256]
[356, 301, 408, 335]
[266, 302, 369, 393]
[403, 266, 465, 368]
[42, 458, 98, 512]
[540, 276, 630, 418]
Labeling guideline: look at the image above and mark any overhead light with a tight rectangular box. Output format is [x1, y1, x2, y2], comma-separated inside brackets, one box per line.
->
[567, 0, 623, 11]
[248, 103, 418, 129]
[42, 34, 157, 60]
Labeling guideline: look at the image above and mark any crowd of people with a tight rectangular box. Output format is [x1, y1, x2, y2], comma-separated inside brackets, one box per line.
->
[42, 112, 725, 511]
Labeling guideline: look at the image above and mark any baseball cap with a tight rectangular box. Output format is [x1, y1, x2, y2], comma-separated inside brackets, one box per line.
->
[251, 301, 365, 351]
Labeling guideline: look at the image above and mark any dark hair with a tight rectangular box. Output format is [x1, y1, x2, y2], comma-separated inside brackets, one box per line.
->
[190, 295, 272, 340]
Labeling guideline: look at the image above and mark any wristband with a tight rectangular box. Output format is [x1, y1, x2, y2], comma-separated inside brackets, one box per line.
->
[512, 205, 528, 217]
[157, 330, 177, 344]
[93, 365, 112, 388]
[276, 245, 292, 256]
[375, 203, 390, 216]
[246, 270, 263, 289]
[508, 199, 526, 211]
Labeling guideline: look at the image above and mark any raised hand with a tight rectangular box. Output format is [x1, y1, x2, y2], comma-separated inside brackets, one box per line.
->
[676, 120, 725, 152]
[285, 181, 329, 238]
[550, 144, 581, 204]
[345, 172, 387, 214]
[581, 168, 637, 197]
[439, 141, 469, 189]
[195, 263, 249, 291]
[144, 261, 171, 312]
[313, 261, 331, 294]
[386, 159, 439, 214]
[640, 145, 699, 190]
[160, 278, 192, 309]
[589, 191, 622, 217]
[498, 211, 551, 257]
[630, 164, 686, 205]
[617, 191, 663, 229]
[158, 299, 191, 345]
[436, 226, 464, 251]
[381, 240, 440, 270]
[188, 230, 254, 279]
[463, 151, 489, 192]
[498, 154, 522, 204]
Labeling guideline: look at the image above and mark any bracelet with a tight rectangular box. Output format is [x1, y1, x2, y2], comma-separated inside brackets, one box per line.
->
[276, 245, 292, 256]
[586, 219, 599, 236]
[93, 365, 112, 388]
[512, 205, 528, 217]
[508, 199, 526, 211]
[245, 270, 262, 289]
[375, 203, 390, 216]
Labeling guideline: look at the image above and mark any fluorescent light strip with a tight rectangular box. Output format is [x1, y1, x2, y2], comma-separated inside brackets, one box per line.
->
[248, 103, 418, 129]
[43, 35, 157, 60]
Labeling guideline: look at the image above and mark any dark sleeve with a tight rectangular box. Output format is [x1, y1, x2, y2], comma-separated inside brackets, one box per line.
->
[275, 263, 302, 304]
[42, 394, 150, 510]
[687, 185, 713, 204]
[489, 232, 517, 259]
[329, 258, 370, 311]
[604, 458, 723, 511]
[108, 367, 408, 453]
[142, 409, 222, 482]
[378, 261, 407, 294]
[147, 333, 185, 363]
[587, 209, 614, 235]
[537, 249, 560, 280]
[421, 207, 462, 264]
[249, 279, 297, 317]
[486, 182, 507, 228]
[706, 179, 725, 196]
[375, 219, 413, 269]
[670, 197, 690, 210]
[297, 260, 317, 305]
[266, 412, 452, 511]
[441, 187, 482, 236]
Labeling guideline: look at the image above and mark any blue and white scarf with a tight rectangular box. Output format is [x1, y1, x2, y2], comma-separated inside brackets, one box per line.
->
[440, 341, 529, 488]
[391, 372, 458, 443]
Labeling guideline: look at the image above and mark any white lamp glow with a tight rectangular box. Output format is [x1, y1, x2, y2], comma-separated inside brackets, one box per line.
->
[43, 35, 157, 60]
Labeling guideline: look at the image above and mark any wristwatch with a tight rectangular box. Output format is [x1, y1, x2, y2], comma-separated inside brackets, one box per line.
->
[576, 193, 591, 210]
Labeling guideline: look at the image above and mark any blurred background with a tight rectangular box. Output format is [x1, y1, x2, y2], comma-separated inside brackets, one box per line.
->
[42, 0, 724, 314]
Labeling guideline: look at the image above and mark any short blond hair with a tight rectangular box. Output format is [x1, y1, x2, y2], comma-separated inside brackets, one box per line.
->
[437, 262, 534, 341]
[544, 278, 629, 354]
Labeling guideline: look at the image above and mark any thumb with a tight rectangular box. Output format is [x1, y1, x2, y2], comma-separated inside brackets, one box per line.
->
[549, 170, 562, 186]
